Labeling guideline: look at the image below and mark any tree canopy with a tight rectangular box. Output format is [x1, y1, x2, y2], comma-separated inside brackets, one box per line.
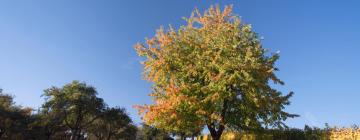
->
[0, 89, 32, 139]
[87, 107, 137, 140]
[135, 5, 297, 140]
[0, 82, 138, 140]
[137, 123, 173, 140]
[42, 81, 106, 140]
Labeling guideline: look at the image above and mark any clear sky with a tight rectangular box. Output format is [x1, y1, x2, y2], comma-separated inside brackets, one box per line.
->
[0, 0, 359, 128]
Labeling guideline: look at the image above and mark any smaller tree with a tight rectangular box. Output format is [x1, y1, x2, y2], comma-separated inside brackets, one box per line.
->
[87, 107, 137, 140]
[117, 124, 137, 140]
[0, 90, 15, 138]
[42, 81, 106, 140]
[0, 89, 32, 139]
[137, 123, 173, 140]
[29, 109, 68, 140]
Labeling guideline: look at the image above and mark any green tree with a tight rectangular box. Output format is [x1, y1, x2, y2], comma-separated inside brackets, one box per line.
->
[0, 89, 15, 138]
[87, 107, 137, 140]
[42, 81, 105, 140]
[116, 124, 137, 140]
[137, 123, 173, 140]
[0, 89, 32, 139]
[135, 5, 297, 140]
[29, 109, 68, 140]
[170, 128, 201, 140]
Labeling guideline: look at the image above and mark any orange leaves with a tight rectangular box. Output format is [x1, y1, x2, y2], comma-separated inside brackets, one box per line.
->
[133, 104, 147, 115]
[145, 38, 156, 47]
[185, 5, 235, 31]
[133, 43, 146, 56]
[221, 5, 233, 20]
[135, 80, 182, 122]
[190, 5, 235, 29]
[155, 27, 173, 47]
[134, 4, 294, 134]
[165, 79, 180, 95]
[134, 76, 204, 131]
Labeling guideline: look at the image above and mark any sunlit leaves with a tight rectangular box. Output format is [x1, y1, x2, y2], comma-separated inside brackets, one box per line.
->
[135, 4, 296, 137]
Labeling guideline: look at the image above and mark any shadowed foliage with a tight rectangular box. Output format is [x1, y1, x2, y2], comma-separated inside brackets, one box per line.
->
[0, 82, 138, 140]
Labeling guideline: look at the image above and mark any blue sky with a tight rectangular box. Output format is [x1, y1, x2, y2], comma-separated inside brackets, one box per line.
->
[0, 0, 359, 128]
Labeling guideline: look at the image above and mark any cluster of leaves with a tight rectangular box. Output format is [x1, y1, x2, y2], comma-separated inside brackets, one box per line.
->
[0, 81, 137, 140]
[135, 4, 297, 140]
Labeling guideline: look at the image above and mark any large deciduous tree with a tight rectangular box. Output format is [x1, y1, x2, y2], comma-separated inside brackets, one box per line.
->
[135, 5, 297, 140]
[42, 81, 105, 140]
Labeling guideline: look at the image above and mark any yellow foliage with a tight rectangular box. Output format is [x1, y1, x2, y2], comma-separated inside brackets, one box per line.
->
[197, 128, 360, 140]
[197, 132, 270, 140]
[329, 128, 360, 140]
[135, 3, 295, 136]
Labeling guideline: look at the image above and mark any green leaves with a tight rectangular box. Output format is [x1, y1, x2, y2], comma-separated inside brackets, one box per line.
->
[135, 5, 296, 139]
[41, 81, 106, 139]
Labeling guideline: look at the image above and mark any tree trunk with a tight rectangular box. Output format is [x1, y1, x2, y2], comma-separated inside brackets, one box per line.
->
[71, 129, 79, 140]
[45, 129, 54, 140]
[207, 124, 224, 140]
[180, 133, 185, 140]
[76, 130, 82, 140]
[46, 133, 51, 140]
[211, 134, 221, 140]
[0, 131, 4, 139]
[106, 132, 112, 140]
[208, 99, 228, 140]
[70, 132, 75, 140]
